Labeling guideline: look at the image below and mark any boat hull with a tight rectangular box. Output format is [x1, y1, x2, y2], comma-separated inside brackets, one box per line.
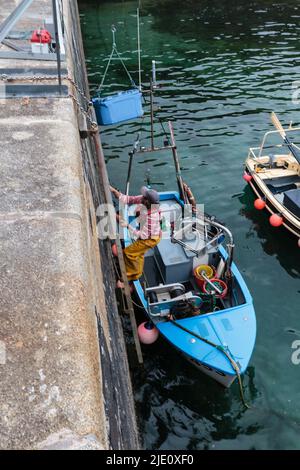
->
[185, 354, 236, 387]
[245, 159, 300, 239]
[126, 191, 256, 388]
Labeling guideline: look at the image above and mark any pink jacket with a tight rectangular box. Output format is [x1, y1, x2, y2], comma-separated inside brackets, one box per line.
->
[119, 194, 161, 240]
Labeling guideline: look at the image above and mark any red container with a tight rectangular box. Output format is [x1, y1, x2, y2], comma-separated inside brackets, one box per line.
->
[202, 278, 228, 299]
[31, 29, 52, 44]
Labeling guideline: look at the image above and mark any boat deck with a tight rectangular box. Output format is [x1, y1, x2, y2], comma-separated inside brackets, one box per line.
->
[247, 154, 300, 180]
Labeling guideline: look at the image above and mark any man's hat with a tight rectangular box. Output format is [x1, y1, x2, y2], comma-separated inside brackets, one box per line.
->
[141, 186, 160, 204]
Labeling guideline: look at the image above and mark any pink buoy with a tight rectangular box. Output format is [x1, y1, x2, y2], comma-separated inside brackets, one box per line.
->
[298, 239, 300, 248]
[138, 322, 159, 345]
[243, 172, 252, 182]
[111, 243, 118, 257]
[269, 214, 283, 227]
[254, 198, 266, 210]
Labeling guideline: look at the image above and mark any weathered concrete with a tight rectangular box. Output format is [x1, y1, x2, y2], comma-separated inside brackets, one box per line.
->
[0, 98, 108, 449]
[0, 0, 139, 450]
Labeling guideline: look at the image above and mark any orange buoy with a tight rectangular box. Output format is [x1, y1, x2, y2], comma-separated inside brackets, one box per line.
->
[243, 172, 252, 182]
[269, 214, 283, 227]
[254, 198, 266, 210]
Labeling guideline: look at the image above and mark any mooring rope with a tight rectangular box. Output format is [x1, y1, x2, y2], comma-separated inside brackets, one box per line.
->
[168, 318, 250, 409]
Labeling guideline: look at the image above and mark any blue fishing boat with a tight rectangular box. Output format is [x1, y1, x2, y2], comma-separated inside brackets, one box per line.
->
[122, 117, 256, 390]
[107, 13, 256, 394]
[124, 197, 256, 388]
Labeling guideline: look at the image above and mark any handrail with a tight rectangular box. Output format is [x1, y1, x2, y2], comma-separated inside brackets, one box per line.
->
[0, 0, 34, 43]
[258, 126, 300, 158]
[171, 216, 234, 266]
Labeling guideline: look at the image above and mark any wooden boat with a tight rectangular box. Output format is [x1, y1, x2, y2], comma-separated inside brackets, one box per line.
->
[123, 113, 256, 389]
[244, 112, 300, 242]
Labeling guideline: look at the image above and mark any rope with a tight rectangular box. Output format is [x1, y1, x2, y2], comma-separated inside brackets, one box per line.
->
[158, 116, 171, 144]
[96, 26, 136, 95]
[111, 250, 122, 280]
[168, 318, 250, 409]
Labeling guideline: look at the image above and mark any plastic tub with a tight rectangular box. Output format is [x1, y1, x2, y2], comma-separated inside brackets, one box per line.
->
[202, 278, 228, 299]
[92, 89, 143, 125]
[193, 264, 215, 289]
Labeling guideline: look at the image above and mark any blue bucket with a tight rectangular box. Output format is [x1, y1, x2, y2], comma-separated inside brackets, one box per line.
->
[92, 88, 143, 126]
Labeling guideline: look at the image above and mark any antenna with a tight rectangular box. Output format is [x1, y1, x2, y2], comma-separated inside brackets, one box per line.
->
[137, 7, 142, 91]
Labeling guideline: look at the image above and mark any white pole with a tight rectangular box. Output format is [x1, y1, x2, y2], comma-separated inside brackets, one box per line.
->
[152, 60, 157, 87]
[137, 7, 142, 91]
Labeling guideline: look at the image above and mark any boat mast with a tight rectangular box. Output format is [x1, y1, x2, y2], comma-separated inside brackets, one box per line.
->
[137, 7, 142, 92]
[125, 60, 188, 204]
[150, 78, 155, 150]
[168, 121, 188, 204]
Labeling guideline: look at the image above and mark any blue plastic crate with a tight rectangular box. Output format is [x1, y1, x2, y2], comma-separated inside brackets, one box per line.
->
[92, 88, 143, 126]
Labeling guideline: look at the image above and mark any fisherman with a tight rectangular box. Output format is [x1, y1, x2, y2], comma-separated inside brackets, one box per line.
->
[110, 185, 161, 282]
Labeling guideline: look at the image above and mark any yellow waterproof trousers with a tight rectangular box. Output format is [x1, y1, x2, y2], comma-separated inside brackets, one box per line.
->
[123, 237, 160, 281]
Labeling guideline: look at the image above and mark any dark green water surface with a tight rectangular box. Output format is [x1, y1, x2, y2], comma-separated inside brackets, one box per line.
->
[79, 0, 300, 449]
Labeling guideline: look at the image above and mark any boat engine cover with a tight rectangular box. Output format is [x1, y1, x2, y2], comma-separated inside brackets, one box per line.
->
[155, 239, 193, 283]
[283, 188, 300, 218]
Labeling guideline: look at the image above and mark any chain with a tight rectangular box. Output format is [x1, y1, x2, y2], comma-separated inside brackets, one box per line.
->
[66, 75, 98, 130]
[67, 76, 98, 131]
[66, 75, 91, 106]
[68, 91, 98, 131]
[0, 73, 90, 105]
[0, 73, 68, 82]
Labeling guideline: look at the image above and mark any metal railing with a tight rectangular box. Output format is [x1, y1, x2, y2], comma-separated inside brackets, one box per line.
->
[248, 126, 300, 159]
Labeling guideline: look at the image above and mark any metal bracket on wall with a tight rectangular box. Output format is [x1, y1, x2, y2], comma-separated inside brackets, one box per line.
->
[0, 67, 68, 77]
[0, 51, 65, 61]
[2, 39, 26, 52]
[0, 84, 68, 98]
[0, 0, 34, 44]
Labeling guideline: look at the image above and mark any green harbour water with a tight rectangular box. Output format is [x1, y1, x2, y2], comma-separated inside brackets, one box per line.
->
[79, 0, 300, 450]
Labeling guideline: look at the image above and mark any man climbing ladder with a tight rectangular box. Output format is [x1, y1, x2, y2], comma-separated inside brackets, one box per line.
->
[110, 185, 162, 281]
